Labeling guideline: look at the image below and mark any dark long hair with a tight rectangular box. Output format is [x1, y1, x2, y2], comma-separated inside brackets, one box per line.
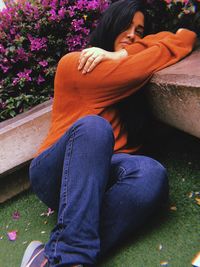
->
[90, 0, 145, 51]
[90, 0, 151, 148]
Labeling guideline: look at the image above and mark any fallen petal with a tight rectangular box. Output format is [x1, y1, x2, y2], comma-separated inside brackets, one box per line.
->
[160, 261, 169, 266]
[40, 208, 54, 217]
[12, 211, 20, 220]
[7, 230, 17, 241]
[170, 206, 177, 211]
[47, 208, 54, 216]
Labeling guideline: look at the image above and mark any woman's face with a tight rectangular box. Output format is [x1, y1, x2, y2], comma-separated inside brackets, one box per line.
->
[114, 11, 145, 51]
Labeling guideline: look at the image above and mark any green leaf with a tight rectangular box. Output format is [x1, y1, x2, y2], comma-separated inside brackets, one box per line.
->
[9, 110, 16, 117]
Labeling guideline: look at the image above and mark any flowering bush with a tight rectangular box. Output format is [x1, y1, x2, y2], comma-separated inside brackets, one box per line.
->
[0, 0, 199, 122]
[0, 0, 109, 122]
[145, 0, 200, 35]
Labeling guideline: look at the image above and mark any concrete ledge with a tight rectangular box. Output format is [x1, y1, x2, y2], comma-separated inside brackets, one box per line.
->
[0, 99, 52, 176]
[148, 46, 200, 139]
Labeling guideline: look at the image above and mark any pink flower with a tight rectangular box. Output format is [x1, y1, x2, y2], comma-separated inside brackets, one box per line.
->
[164, 0, 171, 4]
[72, 19, 84, 32]
[17, 69, 32, 81]
[12, 211, 20, 220]
[87, 0, 100, 10]
[82, 28, 90, 35]
[7, 230, 17, 241]
[16, 48, 29, 61]
[66, 34, 86, 51]
[37, 75, 45, 84]
[0, 45, 6, 53]
[28, 35, 47, 51]
[59, 0, 68, 6]
[49, 9, 57, 21]
[58, 7, 66, 19]
[40, 208, 54, 217]
[47, 208, 54, 216]
[68, 6, 75, 17]
[39, 60, 48, 67]
[0, 64, 9, 73]
[12, 78, 19, 86]
[10, 27, 16, 35]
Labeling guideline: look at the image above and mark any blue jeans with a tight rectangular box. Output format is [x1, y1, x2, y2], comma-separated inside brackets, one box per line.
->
[29, 115, 168, 267]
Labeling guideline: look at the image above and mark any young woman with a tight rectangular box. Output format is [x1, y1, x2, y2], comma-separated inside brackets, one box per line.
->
[20, 0, 196, 266]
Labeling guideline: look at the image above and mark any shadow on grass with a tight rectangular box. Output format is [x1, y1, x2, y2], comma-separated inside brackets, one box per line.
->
[97, 207, 171, 266]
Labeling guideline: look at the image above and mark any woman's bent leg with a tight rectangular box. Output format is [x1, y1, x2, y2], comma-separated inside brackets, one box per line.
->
[100, 153, 169, 255]
[31, 115, 114, 266]
[29, 131, 70, 210]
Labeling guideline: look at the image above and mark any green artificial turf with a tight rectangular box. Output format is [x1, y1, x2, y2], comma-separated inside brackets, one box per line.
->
[0, 128, 199, 267]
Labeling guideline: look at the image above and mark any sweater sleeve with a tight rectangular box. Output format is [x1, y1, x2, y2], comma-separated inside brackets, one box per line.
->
[124, 31, 176, 55]
[72, 29, 197, 109]
[125, 29, 196, 55]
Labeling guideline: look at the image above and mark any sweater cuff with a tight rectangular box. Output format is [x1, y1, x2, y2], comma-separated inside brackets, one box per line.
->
[176, 29, 197, 48]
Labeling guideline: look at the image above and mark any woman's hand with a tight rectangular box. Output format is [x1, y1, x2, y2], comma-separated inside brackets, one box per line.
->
[78, 47, 128, 74]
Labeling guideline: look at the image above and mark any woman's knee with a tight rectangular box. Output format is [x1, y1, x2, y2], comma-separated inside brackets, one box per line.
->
[121, 156, 168, 205]
[73, 115, 115, 147]
[138, 156, 169, 203]
[140, 156, 167, 179]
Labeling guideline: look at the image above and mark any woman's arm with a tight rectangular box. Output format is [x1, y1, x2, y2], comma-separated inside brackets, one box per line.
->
[76, 29, 196, 108]
[59, 29, 196, 109]
[125, 29, 197, 55]
[78, 29, 196, 74]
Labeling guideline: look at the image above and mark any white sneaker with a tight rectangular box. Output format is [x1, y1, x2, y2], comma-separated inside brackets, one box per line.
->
[20, 240, 47, 267]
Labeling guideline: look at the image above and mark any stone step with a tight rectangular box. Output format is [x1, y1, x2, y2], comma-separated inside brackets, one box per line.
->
[0, 100, 52, 201]
[0, 164, 30, 203]
[0, 99, 52, 176]
[147, 45, 200, 139]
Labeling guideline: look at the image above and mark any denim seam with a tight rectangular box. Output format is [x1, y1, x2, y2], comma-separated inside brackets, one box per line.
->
[61, 128, 75, 223]
[117, 166, 127, 180]
[53, 126, 76, 259]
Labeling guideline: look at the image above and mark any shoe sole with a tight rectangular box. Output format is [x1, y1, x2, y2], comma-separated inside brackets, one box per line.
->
[20, 241, 43, 267]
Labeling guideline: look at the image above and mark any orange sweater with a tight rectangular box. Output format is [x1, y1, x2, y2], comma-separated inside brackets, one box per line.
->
[37, 30, 196, 155]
